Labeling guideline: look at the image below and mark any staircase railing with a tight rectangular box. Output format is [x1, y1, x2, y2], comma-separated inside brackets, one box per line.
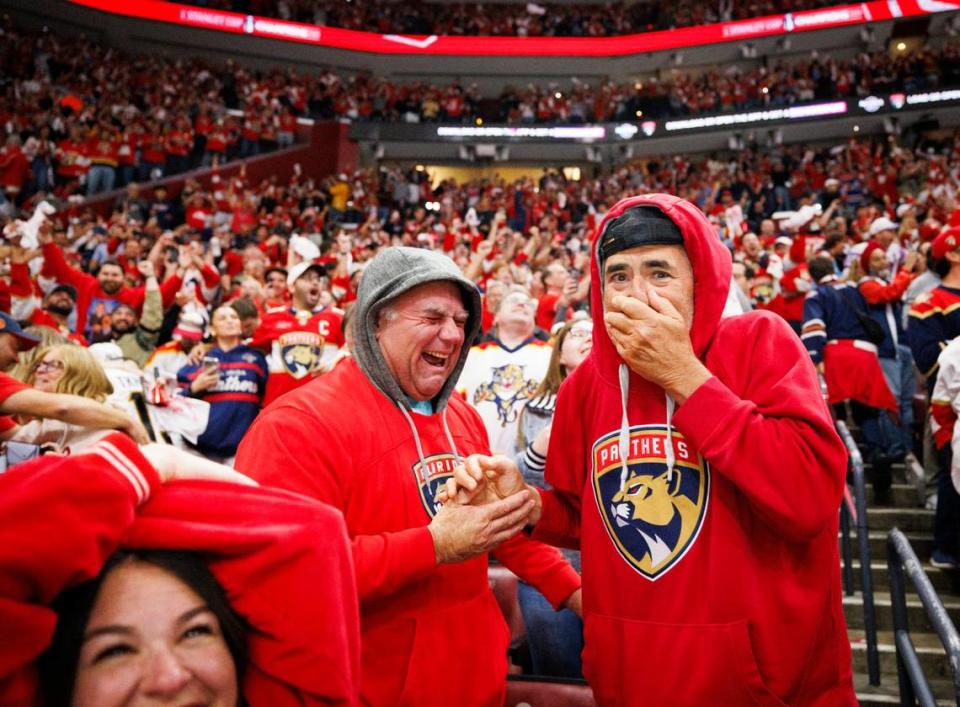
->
[887, 528, 960, 706]
[836, 419, 881, 686]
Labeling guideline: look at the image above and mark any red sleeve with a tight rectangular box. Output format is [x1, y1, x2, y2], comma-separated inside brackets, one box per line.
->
[492, 534, 579, 609]
[0, 434, 160, 705]
[672, 311, 847, 541]
[860, 270, 914, 305]
[126, 482, 360, 706]
[236, 404, 438, 604]
[107, 235, 121, 254]
[159, 272, 183, 309]
[40, 242, 94, 291]
[0, 372, 29, 404]
[8, 263, 34, 298]
[200, 263, 220, 289]
[532, 377, 588, 550]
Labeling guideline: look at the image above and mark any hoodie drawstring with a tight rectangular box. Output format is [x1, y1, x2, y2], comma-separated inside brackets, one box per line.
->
[397, 402, 430, 478]
[441, 409, 463, 464]
[617, 363, 678, 491]
[617, 364, 631, 492]
[396, 403, 463, 499]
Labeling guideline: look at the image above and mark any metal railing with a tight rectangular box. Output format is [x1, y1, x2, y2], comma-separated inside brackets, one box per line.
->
[836, 419, 881, 686]
[887, 528, 960, 706]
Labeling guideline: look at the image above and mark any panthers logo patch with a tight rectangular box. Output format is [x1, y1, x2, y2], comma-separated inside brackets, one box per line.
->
[278, 331, 324, 380]
[412, 453, 459, 518]
[473, 363, 539, 426]
[592, 426, 709, 581]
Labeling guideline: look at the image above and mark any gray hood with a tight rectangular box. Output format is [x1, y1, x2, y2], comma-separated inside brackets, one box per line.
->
[352, 246, 482, 412]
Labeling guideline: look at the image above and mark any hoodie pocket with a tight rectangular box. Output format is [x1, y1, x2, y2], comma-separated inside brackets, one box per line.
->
[583, 613, 787, 707]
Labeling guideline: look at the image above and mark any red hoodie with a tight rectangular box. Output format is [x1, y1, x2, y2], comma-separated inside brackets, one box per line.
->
[0, 433, 360, 706]
[236, 358, 580, 706]
[532, 194, 855, 706]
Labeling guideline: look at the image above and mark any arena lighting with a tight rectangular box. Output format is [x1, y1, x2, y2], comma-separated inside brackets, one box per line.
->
[903, 89, 960, 105]
[664, 101, 847, 132]
[858, 96, 885, 112]
[66, 0, 960, 58]
[614, 124, 639, 139]
[436, 125, 606, 140]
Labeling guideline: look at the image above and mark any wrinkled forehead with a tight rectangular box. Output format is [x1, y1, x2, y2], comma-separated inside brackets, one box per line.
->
[601, 243, 690, 273]
[389, 280, 466, 314]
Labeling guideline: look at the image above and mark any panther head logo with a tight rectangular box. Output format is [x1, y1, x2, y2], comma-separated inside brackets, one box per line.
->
[593, 427, 709, 580]
[473, 363, 538, 426]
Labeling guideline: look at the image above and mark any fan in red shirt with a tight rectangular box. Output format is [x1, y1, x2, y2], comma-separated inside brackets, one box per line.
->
[249, 262, 345, 407]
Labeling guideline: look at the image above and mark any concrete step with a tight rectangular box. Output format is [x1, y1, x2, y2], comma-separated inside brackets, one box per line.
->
[862, 483, 926, 509]
[853, 672, 956, 705]
[850, 629, 955, 680]
[863, 508, 935, 533]
[843, 592, 960, 633]
[844, 561, 959, 594]
[856, 531, 934, 559]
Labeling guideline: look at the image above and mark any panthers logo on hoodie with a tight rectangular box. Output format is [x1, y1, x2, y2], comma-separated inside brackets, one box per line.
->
[592, 425, 709, 580]
[412, 453, 459, 517]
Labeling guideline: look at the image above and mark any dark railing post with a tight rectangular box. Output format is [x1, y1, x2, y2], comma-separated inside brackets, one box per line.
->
[836, 420, 881, 686]
[887, 530, 919, 706]
[840, 502, 855, 597]
[887, 528, 960, 706]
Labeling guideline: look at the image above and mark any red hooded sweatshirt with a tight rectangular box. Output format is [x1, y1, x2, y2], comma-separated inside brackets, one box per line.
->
[236, 358, 580, 706]
[0, 433, 360, 706]
[532, 194, 855, 706]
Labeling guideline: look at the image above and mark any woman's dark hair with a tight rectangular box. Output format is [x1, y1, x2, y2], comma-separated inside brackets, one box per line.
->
[38, 550, 249, 707]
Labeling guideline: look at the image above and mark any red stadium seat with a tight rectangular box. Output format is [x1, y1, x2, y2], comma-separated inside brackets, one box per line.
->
[505, 676, 597, 707]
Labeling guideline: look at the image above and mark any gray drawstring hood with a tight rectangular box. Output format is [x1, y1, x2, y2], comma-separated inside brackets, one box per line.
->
[352, 246, 483, 471]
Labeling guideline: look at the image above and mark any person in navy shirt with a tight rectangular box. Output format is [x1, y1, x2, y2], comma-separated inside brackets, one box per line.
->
[178, 305, 267, 464]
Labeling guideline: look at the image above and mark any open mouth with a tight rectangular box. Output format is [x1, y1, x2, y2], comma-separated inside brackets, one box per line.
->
[422, 350, 449, 367]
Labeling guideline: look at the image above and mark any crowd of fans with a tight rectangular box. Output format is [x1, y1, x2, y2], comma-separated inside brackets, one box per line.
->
[0, 127, 953, 459]
[181, 0, 854, 37]
[3, 13, 957, 208]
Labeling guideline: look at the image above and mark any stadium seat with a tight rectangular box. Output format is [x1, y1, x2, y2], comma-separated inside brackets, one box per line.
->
[505, 676, 597, 707]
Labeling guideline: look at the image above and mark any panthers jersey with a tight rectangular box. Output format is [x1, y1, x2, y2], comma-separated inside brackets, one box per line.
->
[250, 306, 345, 407]
[456, 337, 551, 455]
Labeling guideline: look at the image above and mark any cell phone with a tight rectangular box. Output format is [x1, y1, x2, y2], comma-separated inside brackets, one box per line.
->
[202, 356, 219, 373]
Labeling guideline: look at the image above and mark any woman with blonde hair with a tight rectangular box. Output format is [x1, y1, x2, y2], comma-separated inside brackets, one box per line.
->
[8, 326, 68, 383]
[8, 343, 116, 452]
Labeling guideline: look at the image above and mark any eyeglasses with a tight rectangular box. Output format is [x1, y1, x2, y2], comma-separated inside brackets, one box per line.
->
[567, 328, 592, 341]
[33, 360, 65, 373]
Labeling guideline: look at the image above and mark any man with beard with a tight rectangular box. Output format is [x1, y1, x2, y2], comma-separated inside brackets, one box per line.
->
[101, 261, 163, 367]
[249, 261, 344, 407]
[38, 229, 181, 341]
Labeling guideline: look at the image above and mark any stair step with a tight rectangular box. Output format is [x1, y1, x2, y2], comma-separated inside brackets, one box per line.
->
[862, 483, 925, 508]
[844, 561, 959, 594]
[856, 531, 934, 559]
[862, 508, 935, 533]
[853, 672, 956, 705]
[843, 592, 960, 632]
[850, 630, 955, 680]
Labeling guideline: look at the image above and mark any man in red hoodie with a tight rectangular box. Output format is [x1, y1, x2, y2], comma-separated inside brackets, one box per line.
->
[237, 247, 580, 706]
[450, 194, 856, 706]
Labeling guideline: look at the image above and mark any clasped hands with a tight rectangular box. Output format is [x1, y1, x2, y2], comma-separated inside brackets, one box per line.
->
[428, 454, 539, 564]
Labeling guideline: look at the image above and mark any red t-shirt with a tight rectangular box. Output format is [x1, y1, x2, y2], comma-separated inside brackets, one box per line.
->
[536, 292, 561, 331]
[0, 372, 29, 433]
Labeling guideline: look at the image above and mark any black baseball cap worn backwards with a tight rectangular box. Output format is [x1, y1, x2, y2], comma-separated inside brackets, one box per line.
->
[598, 206, 684, 270]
